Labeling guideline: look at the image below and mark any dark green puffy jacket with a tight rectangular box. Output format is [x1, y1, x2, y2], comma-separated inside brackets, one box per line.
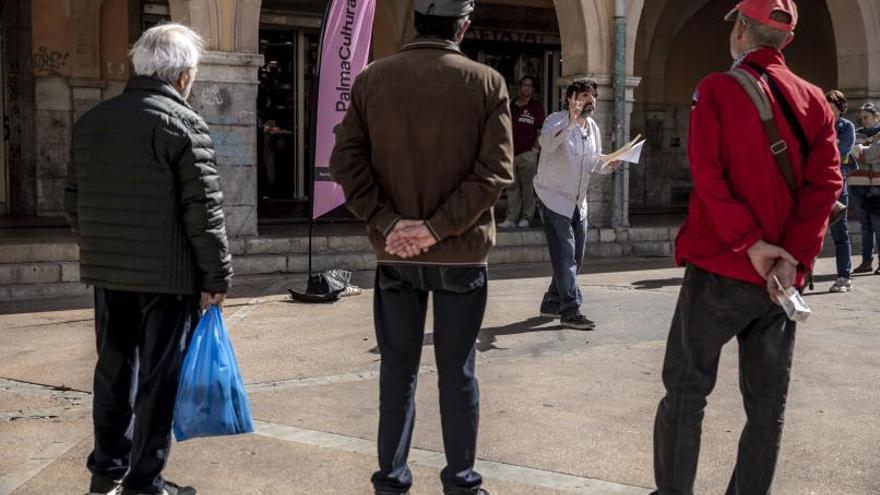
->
[64, 76, 232, 294]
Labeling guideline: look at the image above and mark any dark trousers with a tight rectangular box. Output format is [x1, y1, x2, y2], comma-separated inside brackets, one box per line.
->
[653, 266, 796, 495]
[830, 186, 852, 278]
[538, 202, 587, 317]
[88, 288, 200, 494]
[850, 185, 880, 263]
[371, 265, 488, 495]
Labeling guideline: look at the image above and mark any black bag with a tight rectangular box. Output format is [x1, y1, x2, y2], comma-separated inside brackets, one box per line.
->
[288, 269, 353, 303]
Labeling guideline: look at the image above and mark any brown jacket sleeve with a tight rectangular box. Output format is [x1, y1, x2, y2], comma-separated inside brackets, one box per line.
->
[425, 75, 514, 241]
[329, 72, 402, 237]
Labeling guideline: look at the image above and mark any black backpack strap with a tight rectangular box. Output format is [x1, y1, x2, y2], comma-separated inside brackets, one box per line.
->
[744, 61, 810, 160]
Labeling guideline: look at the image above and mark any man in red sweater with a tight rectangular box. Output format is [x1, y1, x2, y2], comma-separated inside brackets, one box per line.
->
[651, 1, 842, 494]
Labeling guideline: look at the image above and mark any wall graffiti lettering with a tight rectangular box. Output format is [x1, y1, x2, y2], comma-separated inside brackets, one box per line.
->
[6, 60, 23, 160]
[105, 61, 128, 78]
[200, 86, 225, 107]
[32, 46, 69, 76]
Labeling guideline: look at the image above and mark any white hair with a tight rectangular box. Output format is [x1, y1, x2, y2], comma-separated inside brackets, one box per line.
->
[130, 23, 204, 84]
[739, 13, 791, 49]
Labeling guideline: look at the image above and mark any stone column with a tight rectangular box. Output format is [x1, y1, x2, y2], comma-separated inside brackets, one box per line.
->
[33, 0, 107, 216]
[553, 0, 628, 228]
[171, 0, 263, 237]
[189, 51, 262, 238]
[374, 0, 415, 59]
[1, 0, 37, 215]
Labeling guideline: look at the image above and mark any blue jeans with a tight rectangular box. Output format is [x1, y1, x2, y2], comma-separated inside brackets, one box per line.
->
[849, 185, 880, 263]
[539, 202, 586, 318]
[371, 265, 487, 495]
[830, 186, 852, 278]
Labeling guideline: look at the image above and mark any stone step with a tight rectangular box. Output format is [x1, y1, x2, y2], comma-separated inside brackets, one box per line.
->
[0, 241, 79, 264]
[1, 234, 844, 294]
[0, 222, 857, 302]
[0, 281, 92, 302]
[0, 261, 79, 285]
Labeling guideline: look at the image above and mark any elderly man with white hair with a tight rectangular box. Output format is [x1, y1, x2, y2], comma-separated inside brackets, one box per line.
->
[64, 23, 231, 495]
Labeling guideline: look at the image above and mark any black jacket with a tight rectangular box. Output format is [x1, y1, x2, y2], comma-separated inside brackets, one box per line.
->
[64, 76, 232, 294]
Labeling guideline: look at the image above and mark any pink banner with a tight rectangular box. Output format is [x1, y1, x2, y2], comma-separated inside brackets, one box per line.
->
[312, 0, 376, 219]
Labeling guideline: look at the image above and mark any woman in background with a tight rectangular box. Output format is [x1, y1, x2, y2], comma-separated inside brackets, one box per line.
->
[825, 91, 858, 291]
[849, 102, 880, 274]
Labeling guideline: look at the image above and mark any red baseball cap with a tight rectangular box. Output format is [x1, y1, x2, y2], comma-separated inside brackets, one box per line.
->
[724, 0, 798, 32]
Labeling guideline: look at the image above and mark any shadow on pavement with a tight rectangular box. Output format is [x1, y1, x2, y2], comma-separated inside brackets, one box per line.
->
[365, 316, 561, 355]
[476, 316, 561, 352]
[631, 277, 684, 290]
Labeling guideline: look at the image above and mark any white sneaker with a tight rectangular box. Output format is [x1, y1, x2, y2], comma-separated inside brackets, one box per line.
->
[87, 489, 120, 495]
[497, 220, 517, 228]
[829, 277, 853, 292]
[517, 219, 531, 228]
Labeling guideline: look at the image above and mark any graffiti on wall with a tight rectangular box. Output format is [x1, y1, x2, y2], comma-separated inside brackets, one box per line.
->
[199, 85, 226, 107]
[105, 61, 128, 79]
[5, 60, 23, 161]
[32, 46, 69, 76]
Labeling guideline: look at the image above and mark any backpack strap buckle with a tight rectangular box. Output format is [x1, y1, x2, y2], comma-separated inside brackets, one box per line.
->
[771, 140, 788, 155]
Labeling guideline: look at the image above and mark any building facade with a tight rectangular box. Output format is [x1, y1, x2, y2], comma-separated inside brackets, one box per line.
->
[2, 0, 879, 236]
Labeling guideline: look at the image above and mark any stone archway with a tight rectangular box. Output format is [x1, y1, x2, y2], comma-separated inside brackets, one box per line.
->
[633, 0, 880, 105]
[169, 0, 261, 53]
[552, 0, 608, 77]
[628, 0, 866, 213]
[827, 0, 880, 104]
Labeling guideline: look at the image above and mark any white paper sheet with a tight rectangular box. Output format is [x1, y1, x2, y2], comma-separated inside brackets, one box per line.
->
[614, 139, 644, 164]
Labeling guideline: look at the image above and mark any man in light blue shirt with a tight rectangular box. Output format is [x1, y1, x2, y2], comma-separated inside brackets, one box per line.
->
[534, 78, 619, 329]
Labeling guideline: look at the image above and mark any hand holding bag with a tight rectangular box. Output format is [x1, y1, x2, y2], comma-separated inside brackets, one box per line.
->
[173, 305, 255, 441]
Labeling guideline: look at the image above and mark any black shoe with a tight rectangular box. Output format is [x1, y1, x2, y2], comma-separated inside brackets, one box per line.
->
[539, 302, 563, 319]
[540, 308, 562, 319]
[560, 313, 596, 330]
[445, 489, 489, 495]
[88, 474, 122, 494]
[121, 481, 196, 495]
[875, 266, 880, 275]
[853, 261, 873, 274]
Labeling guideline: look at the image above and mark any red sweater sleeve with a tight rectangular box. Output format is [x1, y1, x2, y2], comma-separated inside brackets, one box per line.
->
[688, 78, 763, 253]
[781, 100, 843, 269]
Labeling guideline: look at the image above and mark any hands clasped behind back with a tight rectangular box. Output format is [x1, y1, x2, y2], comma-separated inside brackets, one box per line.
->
[385, 219, 439, 259]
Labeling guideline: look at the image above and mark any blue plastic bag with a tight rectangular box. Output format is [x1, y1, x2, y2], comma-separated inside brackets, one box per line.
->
[173, 305, 254, 441]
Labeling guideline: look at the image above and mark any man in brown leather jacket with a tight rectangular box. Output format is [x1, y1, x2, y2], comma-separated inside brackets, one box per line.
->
[329, 1, 513, 493]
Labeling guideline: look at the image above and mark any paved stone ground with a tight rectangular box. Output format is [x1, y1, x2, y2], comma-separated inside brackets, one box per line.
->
[0, 255, 878, 495]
